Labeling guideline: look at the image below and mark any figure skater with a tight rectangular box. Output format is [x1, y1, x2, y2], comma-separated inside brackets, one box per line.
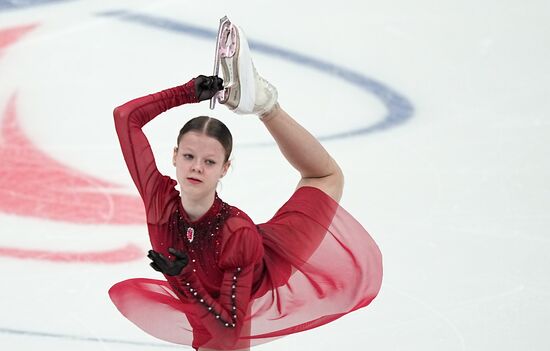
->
[109, 23, 382, 351]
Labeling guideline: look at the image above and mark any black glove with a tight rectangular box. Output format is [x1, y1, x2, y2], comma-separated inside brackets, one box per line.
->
[194, 75, 224, 101]
[148, 248, 189, 276]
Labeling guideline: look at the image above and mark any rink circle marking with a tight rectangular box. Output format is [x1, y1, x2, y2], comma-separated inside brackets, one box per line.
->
[0, 327, 180, 348]
[0, 0, 67, 11]
[98, 10, 414, 145]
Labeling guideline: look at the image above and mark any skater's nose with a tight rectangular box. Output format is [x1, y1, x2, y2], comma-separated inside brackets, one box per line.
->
[191, 159, 203, 173]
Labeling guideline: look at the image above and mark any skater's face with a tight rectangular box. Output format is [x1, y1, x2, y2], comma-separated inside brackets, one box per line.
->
[173, 131, 230, 198]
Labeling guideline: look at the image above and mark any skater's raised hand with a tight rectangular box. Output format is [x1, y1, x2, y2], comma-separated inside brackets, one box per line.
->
[194, 75, 224, 102]
[148, 248, 189, 276]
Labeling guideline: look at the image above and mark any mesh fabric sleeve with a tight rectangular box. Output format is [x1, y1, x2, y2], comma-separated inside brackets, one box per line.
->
[113, 80, 198, 223]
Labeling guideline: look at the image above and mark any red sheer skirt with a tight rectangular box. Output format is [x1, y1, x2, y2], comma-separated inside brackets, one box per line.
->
[109, 187, 383, 349]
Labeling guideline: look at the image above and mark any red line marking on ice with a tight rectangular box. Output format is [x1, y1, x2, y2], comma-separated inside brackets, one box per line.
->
[0, 243, 143, 263]
[0, 24, 38, 53]
[0, 94, 145, 224]
[0, 23, 145, 224]
[0, 24, 145, 263]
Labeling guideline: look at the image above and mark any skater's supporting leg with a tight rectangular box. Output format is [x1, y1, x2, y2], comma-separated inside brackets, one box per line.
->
[201, 348, 249, 351]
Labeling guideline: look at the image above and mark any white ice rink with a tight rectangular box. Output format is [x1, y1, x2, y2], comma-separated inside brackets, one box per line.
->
[1, 0, 549, 350]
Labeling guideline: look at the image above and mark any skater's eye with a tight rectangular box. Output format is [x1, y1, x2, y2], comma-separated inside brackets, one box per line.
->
[205, 159, 216, 166]
[183, 154, 193, 160]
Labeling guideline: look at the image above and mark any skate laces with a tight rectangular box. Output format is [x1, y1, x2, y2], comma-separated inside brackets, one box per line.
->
[252, 64, 278, 115]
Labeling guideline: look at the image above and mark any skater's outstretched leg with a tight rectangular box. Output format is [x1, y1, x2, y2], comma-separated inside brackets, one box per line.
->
[218, 22, 343, 201]
[260, 104, 344, 202]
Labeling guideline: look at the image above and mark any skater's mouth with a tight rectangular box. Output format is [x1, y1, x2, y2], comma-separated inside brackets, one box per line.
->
[187, 177, 203, 184]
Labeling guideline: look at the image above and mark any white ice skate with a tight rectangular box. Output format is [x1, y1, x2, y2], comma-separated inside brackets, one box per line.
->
[209, 16, 278, 116]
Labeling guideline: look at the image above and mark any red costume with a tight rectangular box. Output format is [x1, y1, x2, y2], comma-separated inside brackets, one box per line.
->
[109, 79, 383, 350]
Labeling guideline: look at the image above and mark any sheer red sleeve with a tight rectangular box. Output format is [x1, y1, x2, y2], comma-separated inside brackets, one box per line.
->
[166, 217, 263, 349]
[113, 80, 198, 223]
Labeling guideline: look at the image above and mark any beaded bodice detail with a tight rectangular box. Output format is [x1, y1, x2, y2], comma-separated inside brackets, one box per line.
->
[167, 194, 242, 329]
[168, 194, 230, 278]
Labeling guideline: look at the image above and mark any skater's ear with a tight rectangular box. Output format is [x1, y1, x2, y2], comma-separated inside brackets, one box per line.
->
[221, 160, 231, 178]
[172, 147, 178, 166]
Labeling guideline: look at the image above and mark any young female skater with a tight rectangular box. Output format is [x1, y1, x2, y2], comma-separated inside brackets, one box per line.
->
[109, 24, 382, 351]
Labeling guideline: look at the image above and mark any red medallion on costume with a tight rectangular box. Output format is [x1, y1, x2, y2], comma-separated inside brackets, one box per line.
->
[186, 227, 194, 243]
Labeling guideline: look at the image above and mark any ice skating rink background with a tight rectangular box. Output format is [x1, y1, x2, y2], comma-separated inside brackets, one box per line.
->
[1, 0, 549, 350]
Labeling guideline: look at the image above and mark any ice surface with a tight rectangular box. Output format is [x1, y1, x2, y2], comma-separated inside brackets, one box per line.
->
[1, 0, 549, 350]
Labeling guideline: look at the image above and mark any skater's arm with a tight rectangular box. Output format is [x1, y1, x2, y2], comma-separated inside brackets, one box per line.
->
[261, 104, 344, 202]
[168, 264, 255, 348]
[166, 221, 262, 348]
[113, 80, 198, 220]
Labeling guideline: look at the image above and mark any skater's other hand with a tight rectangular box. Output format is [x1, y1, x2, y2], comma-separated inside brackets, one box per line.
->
[148, 248, 189, 276]
[194, 75, 224, 101]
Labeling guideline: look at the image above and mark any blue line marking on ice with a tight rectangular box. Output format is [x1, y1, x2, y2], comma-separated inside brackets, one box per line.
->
[0, 0, 73, 11]
[0, 327, 180, 348]
[97, 10, 414, 143]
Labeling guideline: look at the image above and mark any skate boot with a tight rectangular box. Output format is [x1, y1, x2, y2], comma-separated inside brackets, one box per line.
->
[210, 16, 278, 116]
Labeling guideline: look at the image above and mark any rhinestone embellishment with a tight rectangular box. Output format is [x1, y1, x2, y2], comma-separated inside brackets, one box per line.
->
[178, 267, 242, 328]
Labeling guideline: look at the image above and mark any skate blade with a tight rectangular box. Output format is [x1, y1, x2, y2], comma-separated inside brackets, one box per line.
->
[210, 16, 236, 110]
